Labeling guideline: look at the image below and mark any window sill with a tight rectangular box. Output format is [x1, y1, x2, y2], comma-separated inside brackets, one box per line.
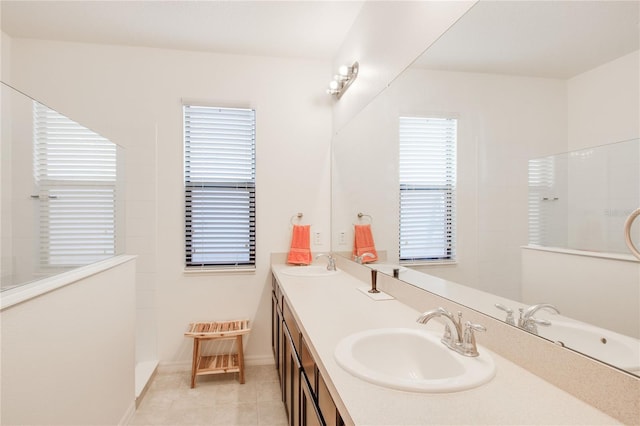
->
[400, 260, 457, 267]
[183, 267, 256, 275]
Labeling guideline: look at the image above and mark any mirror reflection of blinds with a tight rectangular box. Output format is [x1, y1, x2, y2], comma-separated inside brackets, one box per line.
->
[399, 117, 457, 262]
[528, 157, 556, 246]
[33, 103, 117, 267]
[183, 105, 256, 268]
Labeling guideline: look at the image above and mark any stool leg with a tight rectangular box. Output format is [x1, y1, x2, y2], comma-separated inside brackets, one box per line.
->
[237, 335, 245, 384]
[191, 338, 200, 388]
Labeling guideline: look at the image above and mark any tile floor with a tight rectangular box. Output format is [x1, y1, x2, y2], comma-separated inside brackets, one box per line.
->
[130, 365, 288, 425]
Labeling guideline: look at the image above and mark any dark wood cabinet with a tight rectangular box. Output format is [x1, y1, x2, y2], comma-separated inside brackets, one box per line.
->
[273, 276, 344, 426]
[318, 373, 343, 426]
[301, 374, 323, 426]
[283, 324, 301, 426]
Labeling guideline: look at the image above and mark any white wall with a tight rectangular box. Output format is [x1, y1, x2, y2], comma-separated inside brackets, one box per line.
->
[1, 84, 38, 286]
[522, 249, 639, 339]
[332, 0, 477, 133]
[0, 30, 10, 289]
[7, 38, 333, 367]
[568, 50, 639, 151]
[0, 257, 136, 425]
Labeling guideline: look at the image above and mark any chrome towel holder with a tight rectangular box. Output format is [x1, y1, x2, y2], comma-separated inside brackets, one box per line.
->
[624, 207, 640, 260]
[290, 212, 304, 226]
[356, 212, 372, 224]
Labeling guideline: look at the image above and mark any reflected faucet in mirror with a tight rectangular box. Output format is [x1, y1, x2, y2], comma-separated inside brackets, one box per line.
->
[518, 304, 560, 335]
[355, 252, 375, 264]
[494, 304, 515, 326]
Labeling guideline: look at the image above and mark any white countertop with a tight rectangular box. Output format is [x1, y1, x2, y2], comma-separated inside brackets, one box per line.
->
[271, 263, 620, 426]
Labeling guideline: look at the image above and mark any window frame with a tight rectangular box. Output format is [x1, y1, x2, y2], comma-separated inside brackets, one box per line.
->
[183, 104, 257, 271]
[398, 116, 457, 264]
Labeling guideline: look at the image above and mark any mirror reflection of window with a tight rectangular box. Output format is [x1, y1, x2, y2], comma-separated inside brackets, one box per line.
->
[399, 117, 457, 263]
[33, 103, 117, 268]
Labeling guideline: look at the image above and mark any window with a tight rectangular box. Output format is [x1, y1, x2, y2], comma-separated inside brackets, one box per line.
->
[399, 116, 457, 262]
[34, 103, 117, 267]
[183, 105, 256, 268]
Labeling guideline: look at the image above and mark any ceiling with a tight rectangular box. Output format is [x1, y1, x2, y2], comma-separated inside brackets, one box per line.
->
[0, 0, 365, 60]
[415, 0, 640, 79]
[2, 1, 638, 77]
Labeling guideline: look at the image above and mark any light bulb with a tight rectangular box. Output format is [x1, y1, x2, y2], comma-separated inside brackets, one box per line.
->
[329, 80, 340, 90]
[338, 65, 350, 77]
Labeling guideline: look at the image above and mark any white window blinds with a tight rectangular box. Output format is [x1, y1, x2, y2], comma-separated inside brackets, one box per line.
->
[527, 156, 557, 246]
[399, 116, 457, 262]
[183, 105, 256, 268]
[34, 103, 117, 267]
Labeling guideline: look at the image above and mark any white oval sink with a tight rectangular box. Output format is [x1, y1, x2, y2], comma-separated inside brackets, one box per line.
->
[281, 266, 341, 277]
[538, 320, 640, 371]
[334, 328, 495, 393]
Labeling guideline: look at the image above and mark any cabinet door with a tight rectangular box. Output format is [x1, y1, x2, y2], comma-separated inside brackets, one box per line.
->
[284, 324, 301, 426]
[317, 373, 343, 426]
[276, 297, 285, 398]
[271, 291, 280, 364]
[301, 336, 316, 394]
[301, 374, 323, 426]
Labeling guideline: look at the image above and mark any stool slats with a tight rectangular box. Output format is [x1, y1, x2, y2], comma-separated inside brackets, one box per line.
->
[184, 319, 250, 387]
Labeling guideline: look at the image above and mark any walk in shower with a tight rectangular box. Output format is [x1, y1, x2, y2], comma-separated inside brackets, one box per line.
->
[528, 138, 639, 255]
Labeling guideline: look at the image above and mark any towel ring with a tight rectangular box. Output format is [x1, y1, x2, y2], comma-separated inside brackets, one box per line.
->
[624, 207, 640, 260]
[290, 213, 304, 226]
[356, 212, 372, 224]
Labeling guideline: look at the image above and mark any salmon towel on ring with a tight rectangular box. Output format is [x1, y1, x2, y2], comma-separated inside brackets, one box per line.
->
[287, 224, 312, 265]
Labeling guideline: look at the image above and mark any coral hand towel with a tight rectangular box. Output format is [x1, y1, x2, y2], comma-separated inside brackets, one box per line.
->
[287, 224, 312, 265]
[352, 224, 378, 263]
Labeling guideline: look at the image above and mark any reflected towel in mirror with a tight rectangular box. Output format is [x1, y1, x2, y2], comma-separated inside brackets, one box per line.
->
[353, 224, 378, 263]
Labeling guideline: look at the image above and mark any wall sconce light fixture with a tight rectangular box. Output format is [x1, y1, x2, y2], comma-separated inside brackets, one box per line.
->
[326, 61, 359, 99]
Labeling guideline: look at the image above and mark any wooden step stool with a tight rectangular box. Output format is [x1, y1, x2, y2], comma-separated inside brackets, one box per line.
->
[184, 319, 251, 388]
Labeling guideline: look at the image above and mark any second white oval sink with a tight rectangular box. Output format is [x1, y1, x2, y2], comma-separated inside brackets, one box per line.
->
[334, 328, 495, 393]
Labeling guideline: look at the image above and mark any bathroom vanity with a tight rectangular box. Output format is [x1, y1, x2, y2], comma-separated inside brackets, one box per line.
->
[271, 259, 624, 425]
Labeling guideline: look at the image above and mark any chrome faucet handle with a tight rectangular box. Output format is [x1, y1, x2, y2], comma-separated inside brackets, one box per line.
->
[462, 321, 486, 357]
[315, 253, 336, 270]
[442, 323, 453, 345]
[495, 303, 515, 325]
[354, 252, 375, 264]
[518, 307, 553, 334]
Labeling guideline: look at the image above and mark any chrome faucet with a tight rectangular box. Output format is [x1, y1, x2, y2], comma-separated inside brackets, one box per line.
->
[315, 253, 336, 271]
[494, 303, 515, 325]
[354, 252, 375, 264]
[416, 307, 485, 357]
[518, 303, 560, 335]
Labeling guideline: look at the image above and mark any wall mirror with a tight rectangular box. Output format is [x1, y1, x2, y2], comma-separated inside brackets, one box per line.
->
[331, 1, 640, 377]
[1, 82, 125, 292]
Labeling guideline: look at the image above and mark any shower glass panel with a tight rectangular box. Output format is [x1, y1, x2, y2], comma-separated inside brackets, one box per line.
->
[528, 138, 640, 254]
[1, 82, 126, 291]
